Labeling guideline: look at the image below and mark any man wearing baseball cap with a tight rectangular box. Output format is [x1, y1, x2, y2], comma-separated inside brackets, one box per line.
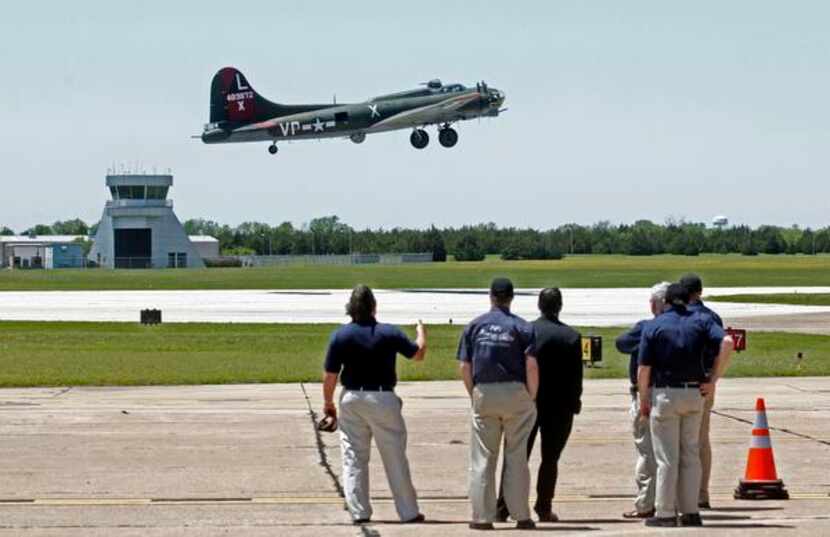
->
[458, 277, 539, 530]
[637, 284, 733, 528]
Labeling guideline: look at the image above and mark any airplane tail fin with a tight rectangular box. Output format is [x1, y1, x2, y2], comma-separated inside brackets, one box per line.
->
[210, 67, 281, 124]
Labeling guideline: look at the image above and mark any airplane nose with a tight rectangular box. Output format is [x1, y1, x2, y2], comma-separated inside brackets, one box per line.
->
[490, 89, 505, 107]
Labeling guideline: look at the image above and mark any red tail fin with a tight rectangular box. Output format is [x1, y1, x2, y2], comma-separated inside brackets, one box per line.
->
[210, 67, 258, 123]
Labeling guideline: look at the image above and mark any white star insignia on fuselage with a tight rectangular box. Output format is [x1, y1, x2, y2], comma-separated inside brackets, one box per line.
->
[368, 104, 380, 118]
[313, 118, 325, 132]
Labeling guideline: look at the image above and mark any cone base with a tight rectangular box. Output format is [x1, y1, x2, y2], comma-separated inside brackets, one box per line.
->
[734, 479, 789, 500]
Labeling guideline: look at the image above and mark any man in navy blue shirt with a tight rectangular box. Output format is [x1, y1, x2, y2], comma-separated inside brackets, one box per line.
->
[638, 284, 733, 528]
[458, 278, 539, 531]
[322, 284, 427, 525]
[615, 281, 670, 520]
[679, 273, 727, 509]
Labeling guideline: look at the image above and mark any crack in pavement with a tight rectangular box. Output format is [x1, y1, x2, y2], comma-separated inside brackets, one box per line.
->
[299, 382, 380, 537]
[712, 410, 830, 448]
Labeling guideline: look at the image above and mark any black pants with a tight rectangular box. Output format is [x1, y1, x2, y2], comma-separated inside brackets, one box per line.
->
[497, 411, 574, 517]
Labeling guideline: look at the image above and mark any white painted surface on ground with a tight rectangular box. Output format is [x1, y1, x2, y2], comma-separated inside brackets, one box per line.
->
[1, 287, 830, 325]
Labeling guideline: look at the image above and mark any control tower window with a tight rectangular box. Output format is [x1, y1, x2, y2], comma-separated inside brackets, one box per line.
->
[146, 186, 169, 200]
[110, 186, 118, 199]
[116, 186, 146, 200]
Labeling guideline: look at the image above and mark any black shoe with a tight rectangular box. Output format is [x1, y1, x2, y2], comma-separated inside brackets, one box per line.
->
[536, 511, 559, 522]
[680, 513, 703, 527]
[495, 507, 510, 522]
[403, 513, 425, 524]
[516, 519, 536, 530]
[469, 522, 495, 530]
[645, 516, 678, 527]
[353, 518, 370, 525]
[698, 501, 712, 509]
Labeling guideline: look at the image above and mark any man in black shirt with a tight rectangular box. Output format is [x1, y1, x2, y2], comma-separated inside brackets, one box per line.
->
[322, 284, 427, 525]
[496, 287, 582, 523]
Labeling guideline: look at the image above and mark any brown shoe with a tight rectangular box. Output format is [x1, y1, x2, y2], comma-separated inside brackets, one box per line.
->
[622, 509, 655, 519]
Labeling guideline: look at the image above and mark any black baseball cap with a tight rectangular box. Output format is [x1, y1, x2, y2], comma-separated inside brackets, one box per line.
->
[665, 283, 690, 306]
[490, 277, 514, 298]
[679, 273, 703, 295]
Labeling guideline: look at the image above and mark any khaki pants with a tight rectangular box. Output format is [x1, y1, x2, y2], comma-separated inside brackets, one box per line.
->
[650, 388, 704, 518]
[699, 394, 714, 503]
[469, 382, 537, 524]
[630, 394, 656, 513]
[338, 389, 420, 522]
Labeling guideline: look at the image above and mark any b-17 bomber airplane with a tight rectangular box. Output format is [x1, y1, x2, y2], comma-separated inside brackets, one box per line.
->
[200, 67, 506, 155]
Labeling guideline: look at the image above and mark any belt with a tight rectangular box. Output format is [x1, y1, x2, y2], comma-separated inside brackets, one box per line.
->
[655, 382, 701, 389]
[345, 385, 394, 392]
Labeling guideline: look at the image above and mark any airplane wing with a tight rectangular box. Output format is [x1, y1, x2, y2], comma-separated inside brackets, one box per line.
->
[366, 93, 479, 132]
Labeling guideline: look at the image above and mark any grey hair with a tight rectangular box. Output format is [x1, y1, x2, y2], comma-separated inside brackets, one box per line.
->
[650, 281, 671, 305]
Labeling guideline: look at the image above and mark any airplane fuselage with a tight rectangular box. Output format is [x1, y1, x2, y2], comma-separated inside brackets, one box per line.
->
[200, 68, 505, 153]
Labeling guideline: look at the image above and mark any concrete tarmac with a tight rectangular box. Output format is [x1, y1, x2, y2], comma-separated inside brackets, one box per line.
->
[1, 378, 828, 536]
[1, 287, 830, 328]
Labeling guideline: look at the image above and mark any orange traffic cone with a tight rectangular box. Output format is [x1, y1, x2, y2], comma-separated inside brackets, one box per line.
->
[734, 398, 789, 500]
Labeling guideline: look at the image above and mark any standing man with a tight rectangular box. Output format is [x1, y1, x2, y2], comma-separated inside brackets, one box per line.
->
[496, 287, 583, 523]
[458, 277, 539, 531]
[322, 284, 427, 525]
[679, 273, 725, 510]
[615, 282, 670, 519]
[638, 284, 733, 528]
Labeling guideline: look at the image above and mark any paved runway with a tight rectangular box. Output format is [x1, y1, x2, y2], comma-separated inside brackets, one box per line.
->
[1, 378, 828, 535]
[1, 287, 830, 326]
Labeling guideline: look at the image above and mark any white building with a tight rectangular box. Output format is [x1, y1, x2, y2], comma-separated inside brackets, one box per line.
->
[1, 235, 86, 269]
[188, 235, 220, 259]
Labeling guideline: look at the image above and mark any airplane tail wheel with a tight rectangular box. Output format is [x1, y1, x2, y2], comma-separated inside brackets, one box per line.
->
[438, 127, 458, 148]
[410, 129, 429, 149]
[268, 144, 278, 155]
[350, 133, 366, 144]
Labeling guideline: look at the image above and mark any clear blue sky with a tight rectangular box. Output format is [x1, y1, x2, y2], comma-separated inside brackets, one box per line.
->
[1, 1, 828, 232]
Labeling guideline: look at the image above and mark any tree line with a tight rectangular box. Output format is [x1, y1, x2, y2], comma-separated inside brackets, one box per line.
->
[4, 217, 830, 261]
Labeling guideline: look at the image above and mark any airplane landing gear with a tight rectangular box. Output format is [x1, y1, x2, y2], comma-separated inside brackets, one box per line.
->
[410, 129, 429, 149]
[350, 132, 366, 144]
[268, 143, 278, 155]
[438, 126, 458, 148]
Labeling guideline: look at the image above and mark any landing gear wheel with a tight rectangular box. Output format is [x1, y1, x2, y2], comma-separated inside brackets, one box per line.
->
[268, 144, 278, 155]
[410, 129, 429, 149]
[438, 127, 458, 148]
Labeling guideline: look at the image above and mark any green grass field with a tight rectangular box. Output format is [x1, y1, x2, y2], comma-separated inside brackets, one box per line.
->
[2, 254, 830, 291]
[709, 293, 830, 306]
[0, 321, 826, 387]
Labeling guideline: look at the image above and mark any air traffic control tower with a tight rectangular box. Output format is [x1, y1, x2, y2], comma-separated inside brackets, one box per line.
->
[89, 174, 204, 268]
